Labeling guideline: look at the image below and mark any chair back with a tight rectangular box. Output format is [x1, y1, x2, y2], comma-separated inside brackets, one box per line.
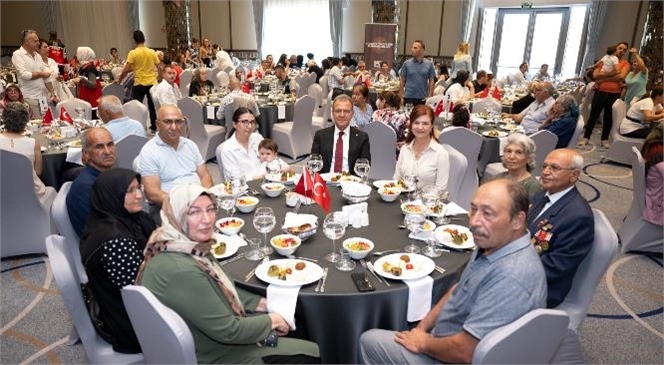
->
[441, 144, 468, 202]
[224, 97, 260, 139]
[56, 98, 92, 121]
[555, 209, 618, 330]
[122, 100, 149, 128]
[115, 135, 149, 170]
[529, 130, 558, 177]
[629, 146, 647, 217]
[216, 71, 230, 88]
[472, 309, 570, 364]
[344, 75, 356, 89]
[364, 122, 397, 179]
[102, 83, 126, 102]
[290, 95, 316, 157]
[472, 97, 502, 114]
[178, 97, 208, 157]
[149, 84, 161, 111]
[308, 83, 323, 115]
[51, 182, 87, 283]
[608, 99, 627, 143]
[122, 285, 197, 364]
[567, 115, 585, 149]
[46, 235, 144, 364]
[1, 150, 50, 258]
[179, 69, 193, 96]
[204, 67, 217, 87]
[439, 127, 482, 209]
[319, 75, 329, 97]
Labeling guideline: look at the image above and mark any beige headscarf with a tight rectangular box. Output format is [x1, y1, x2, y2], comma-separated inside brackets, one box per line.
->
[76, 47, 96, 64]
[135, 183, 245, 316]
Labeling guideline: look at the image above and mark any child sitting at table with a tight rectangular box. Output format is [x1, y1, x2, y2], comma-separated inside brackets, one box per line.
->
[250, 138, 291, 180]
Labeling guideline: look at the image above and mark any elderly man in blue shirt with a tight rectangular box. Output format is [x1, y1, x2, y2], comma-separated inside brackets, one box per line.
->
[503, 81, 556, 134]
[399, 40, 437, 106]
[98, 95, 146, 142]
[360, 179, 547, 364]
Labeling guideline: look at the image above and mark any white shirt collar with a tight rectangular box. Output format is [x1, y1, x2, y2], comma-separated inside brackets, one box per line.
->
[546, 185, 575, 206]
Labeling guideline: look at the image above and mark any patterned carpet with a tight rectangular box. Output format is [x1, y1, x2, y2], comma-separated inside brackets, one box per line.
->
[1, 129, 662, 364]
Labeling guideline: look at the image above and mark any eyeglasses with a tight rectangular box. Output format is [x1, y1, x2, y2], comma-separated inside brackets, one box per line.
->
[541, 163, 576, 173]
[237, 119, 257, 126]
[186, 206, 218, 218]
[160, 119, 186, 126]
[126, 184, 144, 195]
[333, 109, 352, 115]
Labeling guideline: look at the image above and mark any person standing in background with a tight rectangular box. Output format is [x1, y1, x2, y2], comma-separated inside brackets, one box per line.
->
[399, 40, 436, 106]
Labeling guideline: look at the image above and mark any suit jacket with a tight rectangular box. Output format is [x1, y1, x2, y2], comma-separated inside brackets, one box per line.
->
[311, 126, 371, 174]
[528, 186, 594, 308]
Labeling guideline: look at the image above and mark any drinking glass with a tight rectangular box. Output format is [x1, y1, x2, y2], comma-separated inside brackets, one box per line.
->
[265, 160, 281, 183]
[245, 238, 265, 261]
[354, 158, 371, 184]
[323, 212, 347, 263]
[253, 207, 276, 255]
[335, 247, 356, 271]
[433, 190, 452, 225]
[402, 174, 418, 200]
[403, 212, 425, 254]
[421, 185, 441, 215]
[218, 194, 236, 217]
[307, 154, 323, 175]
[74, 106, 86, 122]
[422, 238, 442, 258]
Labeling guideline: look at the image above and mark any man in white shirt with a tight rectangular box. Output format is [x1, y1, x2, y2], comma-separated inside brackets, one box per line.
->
[511, 62, 531, 85]
[327, 57, 344, 96]
[153, 65, 182, 106]
[503, 82, 555, 133]
[11, 30, 53, 117]
[97, 95, 147, 141]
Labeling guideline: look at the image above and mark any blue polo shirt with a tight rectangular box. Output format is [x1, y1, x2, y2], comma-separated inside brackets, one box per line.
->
[67, 165, 102, 237]
[400, 58, 436, 99]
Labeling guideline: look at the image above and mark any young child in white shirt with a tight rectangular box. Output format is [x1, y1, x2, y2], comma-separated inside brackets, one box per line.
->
[595, 45, 619, 75]
[250, 138, 290, 180]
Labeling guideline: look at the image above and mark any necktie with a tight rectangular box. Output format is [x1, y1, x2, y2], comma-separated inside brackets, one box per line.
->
[334, 131, 344, 173]
[527, 195, 550, 226]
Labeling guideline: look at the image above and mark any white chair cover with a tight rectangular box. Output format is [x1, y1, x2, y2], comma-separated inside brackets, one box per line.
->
[216, 71, 230, 88]
[554, 209, 618, 331]
[271, 95, 315, 159]
[222, 97, 261, 139]
[179, 69, 193, 96]
[122, 286, 197, 364]
[122, 100, 149, 129]
[579, 88, 594, 132]
[102, 83, 126, 102]
[177, 97, 225, 161]
[1, 150, 52, 258]
[56, 98, 92, 121]
[51, 182, 87, 283]
[115, 134, 148, 170]
[439, 127, 483, 209]
[472, 97, 502, 114]
[45, 235, 144, 364]
[530, 130, 558, 177]
[603, 99, 644, 166]
[618, 147, 664, 254]
[441, 144, 468, 203]
[364, 122, 397, 180]
[205, 67, 219, 88]
[567, 115, 585, 149]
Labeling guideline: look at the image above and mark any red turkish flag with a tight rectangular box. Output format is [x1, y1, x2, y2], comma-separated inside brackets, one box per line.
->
[480, 87, 490, 98]
[293, 166, 313, 197]
[434, 99, 445, 117]
[312, 172, 331, 213]
[42, 108, 53, 125]
[491, 87, 502, 101]
[59, 107, 74, 124]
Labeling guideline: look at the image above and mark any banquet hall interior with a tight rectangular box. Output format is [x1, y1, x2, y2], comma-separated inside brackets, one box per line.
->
[1, 0, 662, 364]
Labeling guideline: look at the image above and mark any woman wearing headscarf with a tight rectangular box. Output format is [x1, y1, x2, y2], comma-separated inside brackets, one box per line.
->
[135, 183, 320, 364]
[539, 94, 579, 148]
[74, 46, 102, 119]
[0, 84, 32, 118]
[80, 168, 157, 353]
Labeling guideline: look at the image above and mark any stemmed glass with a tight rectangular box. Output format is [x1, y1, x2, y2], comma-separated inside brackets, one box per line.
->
[307, 154, 323, 176]
[218, 194, 236, 217]
[264, 160, 281, 184]
[323, 212, 347, 263]
[403, 212, 425, 254]
[354, 158, 371, 184]
[74, 106, 86, 123]
[402, 174, 418, 201]
[253, 207, 276, 255]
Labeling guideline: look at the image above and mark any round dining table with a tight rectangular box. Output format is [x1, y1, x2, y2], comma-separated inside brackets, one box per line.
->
[219, 180, 473, 363]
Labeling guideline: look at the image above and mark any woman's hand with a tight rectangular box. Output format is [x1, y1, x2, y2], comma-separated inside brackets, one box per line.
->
[268, 313, 290, 335]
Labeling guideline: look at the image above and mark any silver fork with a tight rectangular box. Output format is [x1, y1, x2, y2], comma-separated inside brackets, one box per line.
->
[360, 259, 385, 285]
[245, 257, 269, 282]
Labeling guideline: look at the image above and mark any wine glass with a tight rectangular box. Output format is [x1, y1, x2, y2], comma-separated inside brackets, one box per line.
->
[74, 106, 86, 122]
[434, 190, 452, 225]
[217, 194, 236, 217]
[354, 158, 371, 184]
[307, 154, 323, 175]
[403, 212, 425, 254]
[402, 174, 418, 201]
[265, 159, 281, 183]
[253, 207, 276, 255]
[323, 212, 347, 263]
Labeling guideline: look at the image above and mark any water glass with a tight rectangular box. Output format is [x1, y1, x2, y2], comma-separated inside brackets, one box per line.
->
[307, 154, 323, 175]
[253, 207, 275, 255]
[403, 213, 425, 254]
[246, 238, 265, 261]
[323, 212, 347, 263]
[354, 158, 371, 184]
[335, 248, 356, 271]
[218, 194, 236, 217]
[422, 238, 442, 258]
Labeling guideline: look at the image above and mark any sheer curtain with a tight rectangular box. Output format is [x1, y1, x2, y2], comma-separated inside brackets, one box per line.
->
[581, 0, 608, 70]
[252, 0, 265, 60]
[55, 1, 134, 61]
[261, 0, 333, 62]
[460, 0, 479, 43]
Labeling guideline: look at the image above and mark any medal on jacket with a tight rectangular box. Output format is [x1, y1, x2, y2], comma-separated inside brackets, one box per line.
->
[531, 220, 553, 254]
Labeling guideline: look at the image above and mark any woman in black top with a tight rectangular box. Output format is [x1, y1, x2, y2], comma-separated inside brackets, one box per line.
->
[80, 168, 157, 353]
[189, 67, 215, 97]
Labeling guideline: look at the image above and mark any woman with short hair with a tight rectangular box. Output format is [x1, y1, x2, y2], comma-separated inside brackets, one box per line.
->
[351, 83, 373, 129]
[495, 133, 543, 199]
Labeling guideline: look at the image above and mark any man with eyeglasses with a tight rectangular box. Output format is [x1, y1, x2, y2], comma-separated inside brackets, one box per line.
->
[311, 94, 370, 174]
[527, 148, 594, 308]
[135, 105, 212, 216]
[502, 81, 556, 134]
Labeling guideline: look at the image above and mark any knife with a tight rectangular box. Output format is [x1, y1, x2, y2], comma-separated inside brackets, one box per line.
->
[219, 252, 245, 266]
[319, 268, 329, 292]
[367, 262, 390, 287]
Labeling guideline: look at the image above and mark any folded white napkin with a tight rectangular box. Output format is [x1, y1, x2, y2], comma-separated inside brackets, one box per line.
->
[471, 114, 487, 126]
[65, 147, 83, 166]
[221, 234, 247, 247]
[340, 182, 371, 196]
[282, 212, 317, 229]
[266, 284, 301, 330]
[445, 202, 468, 216]
[408, 230, 434, 242]
[404, 276, 433, 322]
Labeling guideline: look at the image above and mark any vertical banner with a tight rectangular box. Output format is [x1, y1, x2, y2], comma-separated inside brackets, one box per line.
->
[364, 23, 397, 74]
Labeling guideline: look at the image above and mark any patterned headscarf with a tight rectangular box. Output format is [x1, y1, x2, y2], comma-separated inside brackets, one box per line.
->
[135, 183, 245, 316]
[76, 46, 96, 66]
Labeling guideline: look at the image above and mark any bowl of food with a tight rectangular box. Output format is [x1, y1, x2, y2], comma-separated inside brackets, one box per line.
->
[341, 182, 372, 204]
[342, 237, 374, 259]
[235, 196, 259, 213]
[378, 187, 401, 202]
[215, 217, 244, 236]
[270, 234, 302, 256]
[400, 202, 427, 215]
[283, 223, 318, 241]
[261, 182, 285, 198]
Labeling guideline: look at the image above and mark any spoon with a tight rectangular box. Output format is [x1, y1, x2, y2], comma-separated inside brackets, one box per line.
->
[372, 249, 400, 256]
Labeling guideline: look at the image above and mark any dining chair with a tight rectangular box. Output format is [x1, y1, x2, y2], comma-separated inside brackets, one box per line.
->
[122, 286, 197, 364]
[472, 97, 502, 114]
[115, 134, 149, 170]
[364, 122, 397, 180]
[309, 84, 328, 134]
[51, 181, 87, 283]
[441, 144, 468, 203]
[602, 99, 643, 166]
[216, 71, 230, 89]
[56, 98, 92, 121]
[177, 97, 225, 162]
[439, 127, 482, 209]
[554, 208, 618, 331]
[618, 147, 663, 254]
[102, 83, 126, 102]
[0, 150, 52, 258]
[179, 69, 193, 96]
[45, 235, 145, 364]
[472, 308, 570, 364]
[567, 115, 585, 149]
[123, 100, 149, 130]
[223, 97, 261, 139]
[529, 130, 558, 177]
[205, 67, 219, 88]
[271, 95, 315, 159]
[319, 75, 329, 100]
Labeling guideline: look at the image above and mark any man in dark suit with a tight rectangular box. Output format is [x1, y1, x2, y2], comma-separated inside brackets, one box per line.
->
[527, 148, 594, 308]
[311, 94, 371, 174]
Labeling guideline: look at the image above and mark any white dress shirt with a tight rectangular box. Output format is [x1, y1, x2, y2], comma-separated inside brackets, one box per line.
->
[520, 96, 555, 134]
[154, 79, 182, 106]
[536, 185, 574, 220]
[394, 138, 450, 190]
[218, 132, 264, 180]
[331, 125, 350, 173]
[11, 46, 47, 99]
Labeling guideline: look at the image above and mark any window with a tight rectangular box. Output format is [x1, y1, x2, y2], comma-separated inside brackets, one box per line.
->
[477, 5, 587, 80]
[261, 0, 333, 63]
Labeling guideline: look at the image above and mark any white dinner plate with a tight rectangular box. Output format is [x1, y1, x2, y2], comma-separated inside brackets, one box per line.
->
[266, 172, 301, 185]
[65, 140, 82, 148]
[255, 259, 324, 287]
[209, 183, 248, 196]
[372, 179, 413, 192]
[320, 172, 361, 185]
[373, 253, 435, 281]
[482, 130, 508, 138]
[434, 224, 476, 250]
[210, 233, 240, 259]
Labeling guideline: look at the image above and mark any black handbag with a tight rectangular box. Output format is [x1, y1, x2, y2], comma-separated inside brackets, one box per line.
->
[80, 282, 114, 342]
